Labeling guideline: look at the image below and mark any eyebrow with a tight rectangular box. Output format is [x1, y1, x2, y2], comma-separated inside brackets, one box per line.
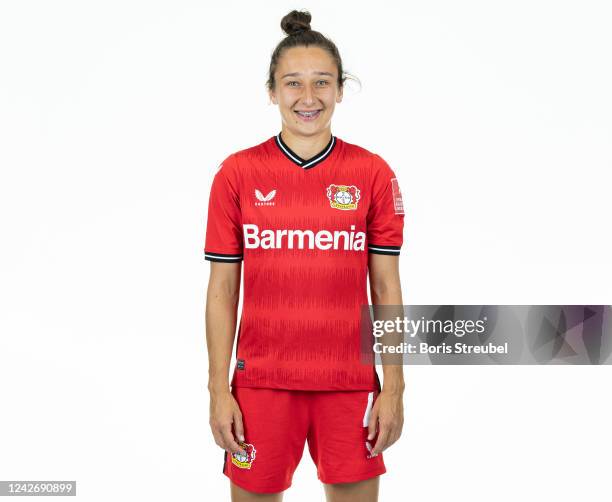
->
[280, 71, 335, 79]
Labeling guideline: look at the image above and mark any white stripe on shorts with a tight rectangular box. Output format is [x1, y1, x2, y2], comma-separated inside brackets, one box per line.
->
[362, 391, 374, 427]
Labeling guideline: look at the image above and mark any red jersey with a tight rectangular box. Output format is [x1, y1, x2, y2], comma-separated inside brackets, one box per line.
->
[204, 132, 405, 391]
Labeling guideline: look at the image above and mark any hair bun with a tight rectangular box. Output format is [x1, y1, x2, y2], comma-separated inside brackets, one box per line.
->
[280, 10, 312, 36]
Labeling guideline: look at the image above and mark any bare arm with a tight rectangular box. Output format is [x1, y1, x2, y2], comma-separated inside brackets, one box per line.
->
[367, 253, 405, 455]
[206, 261, 245, 455]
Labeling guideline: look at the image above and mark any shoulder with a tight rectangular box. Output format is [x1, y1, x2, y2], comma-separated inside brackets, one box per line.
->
[216, 136, 274, 177]
[231, 136, 273, 163]
[339, 137, 377, 160]
[339, 138, 395, 176]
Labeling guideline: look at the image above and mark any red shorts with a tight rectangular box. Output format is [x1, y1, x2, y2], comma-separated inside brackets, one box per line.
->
[222, 386, 386, 494]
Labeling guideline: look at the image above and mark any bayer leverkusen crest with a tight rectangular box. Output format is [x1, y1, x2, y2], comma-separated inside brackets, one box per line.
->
[231, 441, 256, 469]
[326, 184, 360, 210]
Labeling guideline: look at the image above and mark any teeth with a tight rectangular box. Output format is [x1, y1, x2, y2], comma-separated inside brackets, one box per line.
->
[297, 110, 319, 117]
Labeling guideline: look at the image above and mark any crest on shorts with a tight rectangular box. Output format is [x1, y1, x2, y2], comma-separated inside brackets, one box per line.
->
[326, 184, 360, 210]
[231, 441, 257, 469]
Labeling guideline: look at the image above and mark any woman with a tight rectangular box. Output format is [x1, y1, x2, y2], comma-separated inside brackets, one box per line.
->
[205, 10, 405, 502]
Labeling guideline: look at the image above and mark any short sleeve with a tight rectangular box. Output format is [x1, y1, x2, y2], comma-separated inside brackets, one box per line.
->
[366, 154, 405, 256]
[204, 155, 243, 263]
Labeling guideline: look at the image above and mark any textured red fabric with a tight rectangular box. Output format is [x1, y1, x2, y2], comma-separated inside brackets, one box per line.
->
[205, 134, 404, 390]
[223, 386, 386, 493]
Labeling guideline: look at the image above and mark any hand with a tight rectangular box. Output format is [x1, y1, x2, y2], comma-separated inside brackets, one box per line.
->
[367, 388, 404, 456]
[209, 389, 246, 456]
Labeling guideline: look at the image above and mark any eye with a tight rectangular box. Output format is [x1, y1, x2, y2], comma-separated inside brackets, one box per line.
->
[287, 81, 300, 87]
[317, 80, 329, 86]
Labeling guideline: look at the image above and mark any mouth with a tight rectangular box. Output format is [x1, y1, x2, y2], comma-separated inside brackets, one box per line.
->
[294, 109, 322, 121]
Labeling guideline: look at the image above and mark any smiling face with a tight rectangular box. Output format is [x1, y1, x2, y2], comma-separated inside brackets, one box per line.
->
[268, 46, 343, 138]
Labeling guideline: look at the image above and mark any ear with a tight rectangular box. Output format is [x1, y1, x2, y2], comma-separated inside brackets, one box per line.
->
[336, 86, 343, 104]
[268, 88, 277, 105]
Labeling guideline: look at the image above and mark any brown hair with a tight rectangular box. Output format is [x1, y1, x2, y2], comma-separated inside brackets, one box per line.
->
[266, 10, 358, 91]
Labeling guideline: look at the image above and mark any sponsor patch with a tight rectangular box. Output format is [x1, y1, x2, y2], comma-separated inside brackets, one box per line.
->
[391, 178, 404, 214]
[254, 189, 276, 206]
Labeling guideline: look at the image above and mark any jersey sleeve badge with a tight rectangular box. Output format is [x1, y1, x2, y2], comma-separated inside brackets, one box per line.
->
[390, 178, 404, 215]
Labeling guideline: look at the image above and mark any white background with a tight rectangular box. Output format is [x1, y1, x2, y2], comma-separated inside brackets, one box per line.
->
[0, 1, 611, 501]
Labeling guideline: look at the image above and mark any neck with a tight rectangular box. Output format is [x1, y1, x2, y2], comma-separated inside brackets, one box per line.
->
[280, 127, 332, 159]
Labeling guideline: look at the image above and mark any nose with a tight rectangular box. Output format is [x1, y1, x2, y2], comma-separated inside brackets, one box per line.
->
[302, 84, 315, 106]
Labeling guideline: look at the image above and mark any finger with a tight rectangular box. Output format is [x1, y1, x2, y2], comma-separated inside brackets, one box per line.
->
[388, 421, 404, 447]
[367, 409, 379, 441]
[211, 428, 226, 450]
[233, 412, 245, 443]
[385, 429, 401, 450]
[372, 426, 390, 455]
[221, 425, 245, 454]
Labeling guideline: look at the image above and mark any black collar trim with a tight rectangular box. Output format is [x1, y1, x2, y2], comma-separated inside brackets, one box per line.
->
[275, 132, 336, 169]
